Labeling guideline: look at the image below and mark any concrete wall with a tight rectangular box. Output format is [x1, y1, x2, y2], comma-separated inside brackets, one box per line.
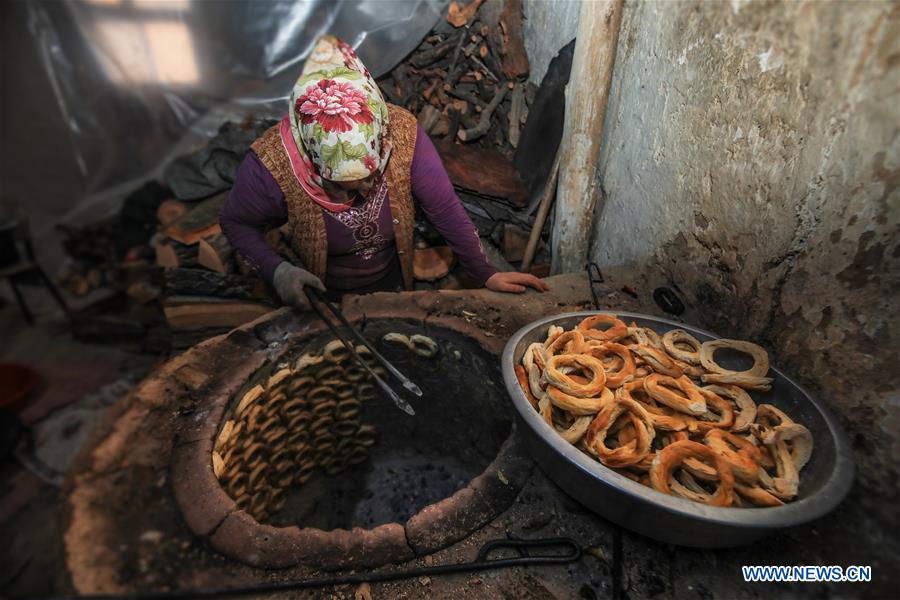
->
[588, 0, 899, 519]
[522, 0, 580, 84]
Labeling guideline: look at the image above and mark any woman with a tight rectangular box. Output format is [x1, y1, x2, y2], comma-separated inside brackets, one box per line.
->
[220, 36, 547, 309]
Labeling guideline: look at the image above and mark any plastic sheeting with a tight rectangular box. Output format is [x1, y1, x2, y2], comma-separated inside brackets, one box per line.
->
[27, 0, 446, 196]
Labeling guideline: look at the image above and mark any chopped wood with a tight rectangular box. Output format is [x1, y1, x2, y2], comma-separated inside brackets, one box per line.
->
[156, 199, 188, 227]
[458, 84, 508, 142]
[410, 35, 458, 68]
[162, 296, 274, 329]
[154, 239, 198, 269]
[446, 0, 484, 28]
[447, 87, 484, 109]
[498, 0, 529, 79]
[197, 233, 234, 274]
[417, 104, 442, 134]
[501, 223, 530, 263]
[163, 190, 228, 245]
[433, 139, 528, 207]
[508, 82, 526, 148]
[126, 279, 161, 304]
[414, 246, 456, 281]
[162, 268, 267, 301]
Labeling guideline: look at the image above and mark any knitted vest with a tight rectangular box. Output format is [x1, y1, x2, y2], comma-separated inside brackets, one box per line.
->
[251, 104, 417, 290]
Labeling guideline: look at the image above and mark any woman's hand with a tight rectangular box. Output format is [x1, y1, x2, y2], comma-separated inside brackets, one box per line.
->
[485, 272, 550, 294]
[273, 262, 326, 310]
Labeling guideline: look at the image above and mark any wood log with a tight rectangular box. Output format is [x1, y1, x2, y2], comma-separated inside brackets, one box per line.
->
[501, 223, 530, 263]
[155, 239, 198, 269]
[162, 268, 266, 301]
[498, 0, 529, 79]
[163, 190, 228, 245]
[156, 199, 188, 227]
[410, 35, 458, 68]
[508, 82, 526, 148]
[458, 85, 508, 142]
[162, 296, 274, 330]
[433, 139, 529, 207]
[126, 279, 161, 304]
[413, 246, 456, 281]
[417, 105, 442, 134]
[197, 233, 234, 273]
[446, 0, 484, 28]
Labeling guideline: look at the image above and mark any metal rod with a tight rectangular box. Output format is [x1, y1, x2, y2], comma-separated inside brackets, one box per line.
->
[306, 287, 423, 397]
[305, 290, 416, 416]
[56, 538, 582, 600]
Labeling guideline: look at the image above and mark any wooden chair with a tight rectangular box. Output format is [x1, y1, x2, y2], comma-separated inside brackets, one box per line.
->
[0, 219, 69, 324]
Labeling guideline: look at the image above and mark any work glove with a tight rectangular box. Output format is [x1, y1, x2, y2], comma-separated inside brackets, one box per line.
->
[272, 262, 326, 311]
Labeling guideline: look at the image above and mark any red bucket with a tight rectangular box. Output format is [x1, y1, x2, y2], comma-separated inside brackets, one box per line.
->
[0, 363, 39, 413]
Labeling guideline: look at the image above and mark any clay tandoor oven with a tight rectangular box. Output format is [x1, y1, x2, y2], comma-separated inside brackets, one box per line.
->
[171, 316, 533, 569]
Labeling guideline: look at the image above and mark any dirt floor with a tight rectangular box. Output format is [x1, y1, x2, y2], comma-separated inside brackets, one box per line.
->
[1, 273, 898, 599]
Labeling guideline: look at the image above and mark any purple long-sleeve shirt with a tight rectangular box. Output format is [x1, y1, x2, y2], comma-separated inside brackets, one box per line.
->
[220, 124, 496, 292]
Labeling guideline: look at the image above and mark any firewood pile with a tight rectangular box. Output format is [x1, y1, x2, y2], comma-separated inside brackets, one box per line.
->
[377, 0, 532, 157]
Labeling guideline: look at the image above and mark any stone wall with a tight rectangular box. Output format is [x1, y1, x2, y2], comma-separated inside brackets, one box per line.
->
[521, 0, 580, 85]
[588, 0, 899, 520]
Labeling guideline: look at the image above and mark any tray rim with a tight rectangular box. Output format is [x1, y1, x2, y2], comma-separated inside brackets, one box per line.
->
[501, 310, 855, 529]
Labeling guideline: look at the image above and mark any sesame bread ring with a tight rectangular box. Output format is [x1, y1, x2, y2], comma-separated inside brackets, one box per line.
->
[544, 330, 585, 358]
[584, 397, 656, 468]
[546, 385, 614, 416]
[703, 429, 762, 483]
[543, 353, 607, 397]
[629, 344, 683, 378]
[616, 381, 690, 431]
[644, 374, 707, 416]
[585, 342, 635, 388]
[514, 364, 540, 409]
[323, 339, 351, 364]
[410, 334, 439, 358]
[287, 375, 316, 395]
[694, 387, 736, 431]
[700, 339, 769, 378]
[212, 452, 225, 479]
[356, 383, 377, 402]
[215, 420, 235, 452]
[662, 329, 702, 365]
[577, 314, 628, 342]
[235, 384, 264, 418]
[701, 384, 756, 432]
[734, 482, 784, 507]
[267, 367, 293, 389]
[650, 440, 735, 507]
[382, 333, 412, 350]
[700, 372, 773, 391]
[294, 353, 324, 372]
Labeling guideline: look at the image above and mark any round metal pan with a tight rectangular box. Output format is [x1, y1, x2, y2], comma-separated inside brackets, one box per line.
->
[501, 311, 854, 547]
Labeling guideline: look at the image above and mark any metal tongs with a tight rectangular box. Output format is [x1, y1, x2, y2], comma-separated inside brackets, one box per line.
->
[304, 287, 420, 416]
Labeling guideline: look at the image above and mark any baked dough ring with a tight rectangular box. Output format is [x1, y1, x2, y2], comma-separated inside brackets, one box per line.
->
[700, 372, 773, 391]
[650, 440, 734, 507]
[694, 387, 736, 431]
[544, 330, 585, 358]
[662, 329, 702, 365]
[700, 339, 770, 377]
[617, 380, 690, 431]
[644, 374, 707, 416]
[702, 384, 756, 432]
[703, 429, 761, 483]
[585, 342, 635, 388]
[577, 314, 628, 342]
[515, 364, 540, 409]
[629, 344, 684, 378]
[546, 385, 613, 416]
[584, 397, 656, 468]
[543, 353, 607, 397]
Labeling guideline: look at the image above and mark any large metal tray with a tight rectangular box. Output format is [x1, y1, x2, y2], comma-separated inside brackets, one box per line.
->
[501, 311, 854, 547]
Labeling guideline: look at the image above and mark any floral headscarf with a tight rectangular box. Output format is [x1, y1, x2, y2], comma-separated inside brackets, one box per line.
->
[278, 35, 391, 212]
